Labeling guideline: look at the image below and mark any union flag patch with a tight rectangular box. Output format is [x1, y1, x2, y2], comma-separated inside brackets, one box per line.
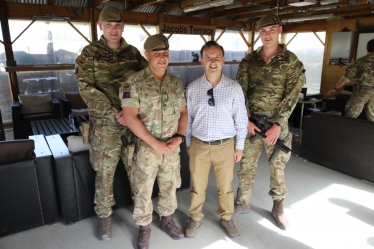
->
[123, 91, 131, 98]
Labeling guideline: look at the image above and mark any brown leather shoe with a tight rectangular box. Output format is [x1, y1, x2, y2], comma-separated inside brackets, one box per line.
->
[137, 225, 151, 249]
[219, 218, 240, 237]
[160, 215, 184, 240]
[185, 218, 202, 238]
[234, 203, 251, 214]
[272, 199, 290, 230]
[99, 216, 112, 241]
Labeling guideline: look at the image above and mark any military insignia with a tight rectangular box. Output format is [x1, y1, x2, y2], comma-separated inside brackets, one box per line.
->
[164, 40, 169, 49]
[273, 17, 279, 24]
[122, 84, 131, 91]
[123, 91, 131, 98]
[77, 57, 86, 67]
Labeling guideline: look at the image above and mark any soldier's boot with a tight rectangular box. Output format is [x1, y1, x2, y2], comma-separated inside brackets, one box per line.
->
[234, 203, 251, 214]
[99, 216, 112, 241]
[160, 215, 184, 240]
[272, 199, 290, 230]
[137, 225, 151, 249]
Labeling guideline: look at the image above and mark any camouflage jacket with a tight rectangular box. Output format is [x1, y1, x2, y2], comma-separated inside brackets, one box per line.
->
[342, 54, 374, 87]
[120, 67, 186, 140]
[75, 36, 147, 119]
[236, 44, 306, 126]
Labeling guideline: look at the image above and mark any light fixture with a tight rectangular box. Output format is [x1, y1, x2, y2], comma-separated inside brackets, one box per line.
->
[32, 15, 70, 21]
[183, 0, 234, 13]
[282, 13, 333, 23]
[310, 4, 342, 11]
[287, 0, 316, 7]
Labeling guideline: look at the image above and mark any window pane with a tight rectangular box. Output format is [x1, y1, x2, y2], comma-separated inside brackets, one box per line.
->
[166, 34, 207, 62]
[10, 20, 89, 65]
[0, 26, 12, 124]
[286, 32, 326, 94]
[97, 24, 156, 54]
[215, 29, 248, 61]
[17, 70, 79, 99]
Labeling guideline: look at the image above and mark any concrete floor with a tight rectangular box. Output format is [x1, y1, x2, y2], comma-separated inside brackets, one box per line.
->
[1, 129, 374, 249]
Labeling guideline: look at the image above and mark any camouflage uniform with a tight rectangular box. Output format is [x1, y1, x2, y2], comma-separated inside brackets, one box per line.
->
[120, 66, 186, 226]
[75, 36, 147, 218]
[236, 44, 306, 204]
[341, 54, 374, 121]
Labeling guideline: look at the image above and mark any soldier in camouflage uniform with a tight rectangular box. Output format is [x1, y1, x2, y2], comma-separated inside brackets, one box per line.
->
[74, 6, 147, 241]
[121, 34, 187, 249]
[327, 39, 374, 122]
[234, 14, 306, 230]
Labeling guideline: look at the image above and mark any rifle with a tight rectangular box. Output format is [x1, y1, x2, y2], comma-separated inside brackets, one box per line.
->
[249, 114, 306, 162]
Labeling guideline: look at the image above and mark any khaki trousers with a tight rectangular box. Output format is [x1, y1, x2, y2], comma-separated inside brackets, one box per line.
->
[188, 137, 235, 221]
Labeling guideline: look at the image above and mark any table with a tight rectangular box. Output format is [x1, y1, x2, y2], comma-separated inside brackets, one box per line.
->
[30, 118, 79, 141]
[297, 98, 322, 143]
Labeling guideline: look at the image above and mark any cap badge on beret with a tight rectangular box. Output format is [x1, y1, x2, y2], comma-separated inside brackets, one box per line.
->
[144, 34, 169, 51]
[273, 17, 279, 24]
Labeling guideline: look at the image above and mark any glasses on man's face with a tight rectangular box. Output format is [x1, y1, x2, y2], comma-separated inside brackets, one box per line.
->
[207, 88, 215, 106]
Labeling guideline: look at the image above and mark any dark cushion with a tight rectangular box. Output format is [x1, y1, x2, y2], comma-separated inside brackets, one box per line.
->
[65, 92, 87, 110]
[23, 112, 53, 122]
[0, 140, 35, 165]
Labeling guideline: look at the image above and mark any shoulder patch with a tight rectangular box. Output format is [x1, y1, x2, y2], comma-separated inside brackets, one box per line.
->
[76, 57, 86, 68]
[122, 83, 131, 91]
[122, 91, 131, 99]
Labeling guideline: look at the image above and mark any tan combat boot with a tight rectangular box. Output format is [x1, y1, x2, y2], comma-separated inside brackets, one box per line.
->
[99, 216, 112, 240]
[234, 203, 251, 214]
[185, 218, 202, 238]
[137, 225, 151, 249]
[272, 199, 290, 230]
[160, 215, 184, 240]
[219, 219, 240, 237]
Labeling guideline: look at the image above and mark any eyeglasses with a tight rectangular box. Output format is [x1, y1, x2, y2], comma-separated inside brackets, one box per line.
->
[207, 88, 215, 106]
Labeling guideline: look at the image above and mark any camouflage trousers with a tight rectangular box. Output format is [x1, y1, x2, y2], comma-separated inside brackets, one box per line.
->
[132, 144, 181, 226]
[236, 127, 291, 205]
[89, 116, 133, 218]
[345, 85, 374, 122]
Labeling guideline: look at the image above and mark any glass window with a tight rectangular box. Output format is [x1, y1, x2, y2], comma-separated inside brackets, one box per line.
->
[16, 70, 78, 99]
[97, 24, 156, 55]
[10, 20, 90, 65]
[165, 34, 207, 62]
[0, 27, 12, 124]
[286, 32, 326, 94]
[215, 29, 248, 61]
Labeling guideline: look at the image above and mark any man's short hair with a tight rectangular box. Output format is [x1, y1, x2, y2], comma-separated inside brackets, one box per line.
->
[367, 39, 374, 53]
[200, 41, 225, 58]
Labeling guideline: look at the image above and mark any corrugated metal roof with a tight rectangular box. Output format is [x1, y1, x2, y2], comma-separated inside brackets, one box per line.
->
[132, 5, 157, 13]
[165, 9, 184, 15]
[55, 0, 88, 7]
[6, 0, 48, 4]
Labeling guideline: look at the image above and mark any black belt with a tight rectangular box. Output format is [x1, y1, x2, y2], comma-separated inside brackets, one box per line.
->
[200, 138, 230, 146]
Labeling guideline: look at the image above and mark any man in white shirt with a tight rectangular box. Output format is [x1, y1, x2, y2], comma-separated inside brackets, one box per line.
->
[184, 41, 248, 238]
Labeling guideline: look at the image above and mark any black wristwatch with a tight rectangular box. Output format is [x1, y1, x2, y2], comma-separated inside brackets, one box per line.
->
[173, 134, 185, 143]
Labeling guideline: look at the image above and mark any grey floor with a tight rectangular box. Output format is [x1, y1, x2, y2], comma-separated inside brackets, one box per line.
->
[1, 129, 374, 249]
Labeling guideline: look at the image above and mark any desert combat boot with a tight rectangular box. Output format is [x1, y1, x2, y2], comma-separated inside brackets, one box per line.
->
[137, 225, 151, 249]
[234, 203, 251, 214]
[160, 215, 184, 240]
[99, 216, 112, 240]
[272, 199, 290, 230]
[185, 218, 202, 238]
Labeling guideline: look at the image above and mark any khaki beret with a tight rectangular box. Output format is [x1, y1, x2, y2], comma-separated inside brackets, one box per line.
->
[144, 34, 169, 51]
[99, 6, 123, 22]
[257, 14, 282, 30]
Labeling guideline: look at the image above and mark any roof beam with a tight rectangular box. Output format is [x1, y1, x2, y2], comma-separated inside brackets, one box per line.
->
[93, 0, 110, 7]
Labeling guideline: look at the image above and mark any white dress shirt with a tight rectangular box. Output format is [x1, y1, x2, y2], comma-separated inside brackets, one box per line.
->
[185, 74, 248, 150]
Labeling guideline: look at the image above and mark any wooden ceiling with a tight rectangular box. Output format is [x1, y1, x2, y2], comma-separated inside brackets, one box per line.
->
[101, 0, 374, 23]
